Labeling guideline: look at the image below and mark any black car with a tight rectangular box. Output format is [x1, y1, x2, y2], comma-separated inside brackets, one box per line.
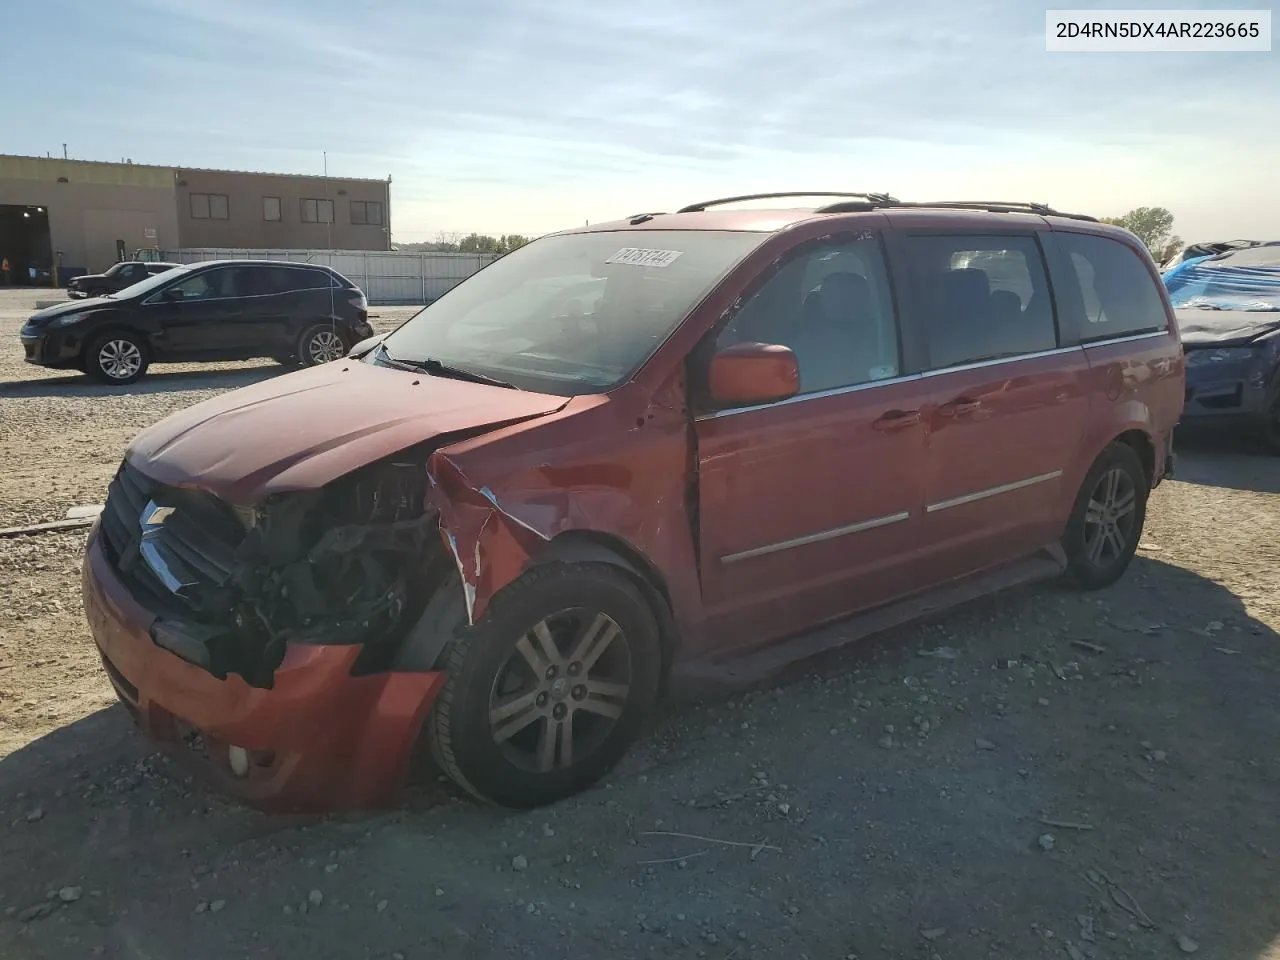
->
[21, 260, 373, 385]
[1166, 243, 1280, 450]
[67, 261, 181, 298]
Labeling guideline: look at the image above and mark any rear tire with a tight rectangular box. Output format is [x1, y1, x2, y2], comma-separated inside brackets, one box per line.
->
[1062, 442, 1149, 590]
[296, 325, 347, 367]
[418, 564, 663, 808]
[85, 330, 149, 385]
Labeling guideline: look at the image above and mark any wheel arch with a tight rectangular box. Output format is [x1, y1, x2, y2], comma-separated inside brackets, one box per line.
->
[82, 322, 154, 366]
[1111, 427, 1156, 487]
[527, 531, 680, 683]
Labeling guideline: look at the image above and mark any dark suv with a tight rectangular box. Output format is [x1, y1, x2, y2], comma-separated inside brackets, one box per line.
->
[21, 260, 372, 384]
[67, 261, 181, 299]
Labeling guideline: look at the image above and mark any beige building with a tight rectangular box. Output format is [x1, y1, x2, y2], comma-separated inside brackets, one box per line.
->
[0, 154, 391, 277]
[174, 166, 390, 252]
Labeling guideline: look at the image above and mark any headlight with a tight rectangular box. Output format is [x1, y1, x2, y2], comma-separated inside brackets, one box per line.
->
[1185, 347, 1258, 367]
[47, 312, 88, 329]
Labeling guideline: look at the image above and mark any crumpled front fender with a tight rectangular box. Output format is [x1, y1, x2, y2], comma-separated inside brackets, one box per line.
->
[423, 392, 703, 638]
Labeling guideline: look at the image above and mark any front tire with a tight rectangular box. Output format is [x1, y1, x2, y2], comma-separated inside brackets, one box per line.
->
[421, 564, 664, 808]
[1062, 442, 1149, 590]
[296, 324, 347, 367]
[85, 331, 149, 385]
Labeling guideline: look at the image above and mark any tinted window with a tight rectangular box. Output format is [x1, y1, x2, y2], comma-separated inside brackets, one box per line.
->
[715, 235, 900, 394]
[903, 235, 1056, 369]
[164, 267, 243, 301]
[1057, 233, 1168, 339]
[252, 266, 330, 294]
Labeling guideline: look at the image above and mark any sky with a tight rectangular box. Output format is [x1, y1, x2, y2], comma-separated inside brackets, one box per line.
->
[5, 0, 1277, 243]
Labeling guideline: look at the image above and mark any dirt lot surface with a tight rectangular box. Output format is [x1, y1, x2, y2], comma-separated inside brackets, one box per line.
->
[2, 286, 1279, 960]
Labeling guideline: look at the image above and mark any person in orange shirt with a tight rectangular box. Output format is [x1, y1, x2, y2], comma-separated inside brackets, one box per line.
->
[0, 256, 10, 286]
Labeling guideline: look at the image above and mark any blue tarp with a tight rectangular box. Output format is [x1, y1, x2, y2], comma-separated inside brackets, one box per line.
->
[1164, 246, 1280, 312]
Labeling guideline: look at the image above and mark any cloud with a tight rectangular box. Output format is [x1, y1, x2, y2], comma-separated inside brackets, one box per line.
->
[6, 0, 1276, 238]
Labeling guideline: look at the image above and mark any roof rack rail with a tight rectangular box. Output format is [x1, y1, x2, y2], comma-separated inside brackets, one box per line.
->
[625, 211, 666, 222]
[677, 192, 896, 214]
[890, 200, 1098, 222]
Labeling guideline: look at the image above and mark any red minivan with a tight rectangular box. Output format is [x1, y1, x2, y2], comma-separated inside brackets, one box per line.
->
[81, 195, 1185, 811]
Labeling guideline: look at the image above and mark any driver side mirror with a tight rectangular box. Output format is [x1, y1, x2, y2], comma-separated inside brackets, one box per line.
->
[707, 342, 800, 408]
[161, 287, 183, 302]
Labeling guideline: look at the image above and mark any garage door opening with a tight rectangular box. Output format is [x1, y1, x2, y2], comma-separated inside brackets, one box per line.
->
[0, 205, 53, 286]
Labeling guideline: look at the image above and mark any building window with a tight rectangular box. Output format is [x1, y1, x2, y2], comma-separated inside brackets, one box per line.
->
[190, 193, 229, 220]
[300, 198, 334, 224]
[351, 200, 383, 226]
[263, 196, 282, 222]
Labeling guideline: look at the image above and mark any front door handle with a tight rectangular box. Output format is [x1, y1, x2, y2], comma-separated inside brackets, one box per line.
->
[938, 396, 981, 417]
[872, 409, 921, 431]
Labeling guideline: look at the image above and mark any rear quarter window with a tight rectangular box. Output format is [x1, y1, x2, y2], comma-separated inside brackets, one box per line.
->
[900, 234, 1057, 370]
[1055, 233, 1168, 341]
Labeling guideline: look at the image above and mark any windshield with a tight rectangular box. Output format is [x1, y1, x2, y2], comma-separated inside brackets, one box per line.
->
[108, 263, 192, 299]
[103, 263, 128, 278]
[1165, 248, 1280, 312]
[375, 229, 767, 394]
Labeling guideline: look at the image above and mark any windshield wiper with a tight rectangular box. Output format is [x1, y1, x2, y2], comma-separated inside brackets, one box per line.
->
[378, 343, 517, 389]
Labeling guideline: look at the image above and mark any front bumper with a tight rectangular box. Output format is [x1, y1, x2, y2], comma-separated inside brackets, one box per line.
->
[81, 523, 444, 812]
[1181, 349, 1272, 421]
[20, 326, 82, 367]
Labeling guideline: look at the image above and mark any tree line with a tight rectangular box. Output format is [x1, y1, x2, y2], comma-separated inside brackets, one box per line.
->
[395, 232, 532, 255]
[1100, 207, 1182, 263]
[395, 207, 1189, 264]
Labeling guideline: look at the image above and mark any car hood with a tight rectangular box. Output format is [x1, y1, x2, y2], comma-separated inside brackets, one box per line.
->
[72, 273, 109, 284]
[29, 296, 115, 322]
[1176, 308, 1280, 347]
[126, 359, 572, 503]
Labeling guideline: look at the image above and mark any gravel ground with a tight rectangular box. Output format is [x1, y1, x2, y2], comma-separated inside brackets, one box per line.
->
[3, 286, 1280, 960]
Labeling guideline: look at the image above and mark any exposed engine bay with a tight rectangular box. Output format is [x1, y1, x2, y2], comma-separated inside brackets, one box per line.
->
[103, 451, 453, 689]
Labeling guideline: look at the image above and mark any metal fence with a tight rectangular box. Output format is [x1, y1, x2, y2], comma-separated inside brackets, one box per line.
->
[160, 248, 500, 305]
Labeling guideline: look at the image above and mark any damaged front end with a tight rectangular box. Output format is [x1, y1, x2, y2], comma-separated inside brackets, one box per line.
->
[99, 449, 454, 688]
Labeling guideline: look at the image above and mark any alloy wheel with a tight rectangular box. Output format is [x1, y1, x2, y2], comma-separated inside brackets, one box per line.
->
[1082, 466, 1137, 567]
[98, 339, 142, 380]
[488, 609, 632, 774]
[308, 330, 345, 364]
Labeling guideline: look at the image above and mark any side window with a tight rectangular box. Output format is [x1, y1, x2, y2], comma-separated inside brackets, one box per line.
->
[903, 234, 1056, 370]
[713, 235, 900, 395]
[163, 268, 241, 301]
[268, 268, 329, 293]
[1056, 233, 1169, 340]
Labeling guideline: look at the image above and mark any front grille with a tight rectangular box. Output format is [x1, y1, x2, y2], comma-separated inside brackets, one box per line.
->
[100, 460, 246, 615]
